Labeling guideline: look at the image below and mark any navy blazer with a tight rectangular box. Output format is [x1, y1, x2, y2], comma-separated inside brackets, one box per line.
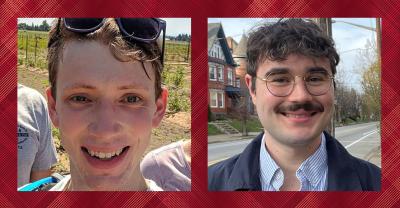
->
[208, 131, 381, 191]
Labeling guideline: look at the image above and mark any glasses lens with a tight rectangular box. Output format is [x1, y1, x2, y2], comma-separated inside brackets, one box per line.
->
[119, 18, 160, 40]
[305, 71, 332, 95]
[64, 18, 104, 31]
[266, 73, 294, 96]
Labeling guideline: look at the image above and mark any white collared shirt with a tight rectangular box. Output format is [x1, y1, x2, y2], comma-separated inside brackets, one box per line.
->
[259, 133, 328, 191]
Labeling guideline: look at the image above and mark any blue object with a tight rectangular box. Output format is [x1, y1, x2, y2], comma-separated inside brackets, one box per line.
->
[18, 175, 59, 191]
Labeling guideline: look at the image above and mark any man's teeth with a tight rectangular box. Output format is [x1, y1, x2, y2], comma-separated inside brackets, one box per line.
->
[88, 148, 124, 159]
[285, 113, 309, 118]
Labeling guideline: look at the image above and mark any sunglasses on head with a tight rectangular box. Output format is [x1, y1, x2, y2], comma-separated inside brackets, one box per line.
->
[48, 18, 166, 65]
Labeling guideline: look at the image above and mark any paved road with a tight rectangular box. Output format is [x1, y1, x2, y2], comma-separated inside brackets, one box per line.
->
[208, 122, 380, 167]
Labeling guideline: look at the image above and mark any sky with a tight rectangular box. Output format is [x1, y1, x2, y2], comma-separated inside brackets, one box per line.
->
[17, 18, 191, 36]
[208, 18, 378, 92]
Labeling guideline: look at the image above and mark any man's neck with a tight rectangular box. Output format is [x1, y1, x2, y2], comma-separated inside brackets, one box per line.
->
[264, 132, 322, 176]
[69, 164, 147, 191]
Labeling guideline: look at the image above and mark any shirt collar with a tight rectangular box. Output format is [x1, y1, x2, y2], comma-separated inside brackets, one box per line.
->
[297, 133, 328, 187]
[259, 134, 281, 190]
[259, 133, 328, 190]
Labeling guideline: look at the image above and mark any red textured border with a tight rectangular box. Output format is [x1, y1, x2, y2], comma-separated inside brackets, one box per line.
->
[1, 0, 399, 207]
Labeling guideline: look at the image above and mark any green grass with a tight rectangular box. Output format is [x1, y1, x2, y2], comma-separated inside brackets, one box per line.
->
[208, 124, 222, 135]
[229, 118, 263, 132]
[162, 65, 190, 112]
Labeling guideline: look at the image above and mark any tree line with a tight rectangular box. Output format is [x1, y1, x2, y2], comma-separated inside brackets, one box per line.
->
[18, 20, 50, 31]
[335, 39, 380, 125]
[18, 21, 191, 42]
[166, 34, 191, 41]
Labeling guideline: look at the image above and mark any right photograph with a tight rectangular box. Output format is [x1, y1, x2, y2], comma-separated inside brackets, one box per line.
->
[207, 18, 381, 191]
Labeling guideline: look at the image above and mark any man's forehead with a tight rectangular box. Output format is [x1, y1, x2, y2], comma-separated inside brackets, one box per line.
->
[259, 54, 332, 75]
[57, 41, 156, 91]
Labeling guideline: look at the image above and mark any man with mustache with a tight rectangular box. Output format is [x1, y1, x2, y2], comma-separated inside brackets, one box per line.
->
[208, 19, 381, 191]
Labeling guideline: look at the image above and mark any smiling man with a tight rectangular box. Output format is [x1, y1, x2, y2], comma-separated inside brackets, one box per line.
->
[19, 18, 168, 191]
[208, 19, 381, 191]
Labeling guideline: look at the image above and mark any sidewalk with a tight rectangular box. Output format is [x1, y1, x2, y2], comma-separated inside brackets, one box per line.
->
[365, 145, 381, 168]
[208, 132, 260, 144]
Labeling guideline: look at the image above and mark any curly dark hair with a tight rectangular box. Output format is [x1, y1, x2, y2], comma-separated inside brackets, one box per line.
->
[246, 18, 339, 92]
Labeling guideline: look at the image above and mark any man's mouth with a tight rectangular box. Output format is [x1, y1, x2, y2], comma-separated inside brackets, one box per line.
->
[281, 111, 318, 118]
[82, 146, 129, 161]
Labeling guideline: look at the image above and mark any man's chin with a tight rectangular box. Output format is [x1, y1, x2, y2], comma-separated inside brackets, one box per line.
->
[83, 174, 127, 190]
[274, 130, 321, 147]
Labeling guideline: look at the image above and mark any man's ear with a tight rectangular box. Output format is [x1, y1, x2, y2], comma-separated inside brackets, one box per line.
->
[152, 88, 168, 128]
[245, 74, 256, 104]
[46, 87, 59, 127]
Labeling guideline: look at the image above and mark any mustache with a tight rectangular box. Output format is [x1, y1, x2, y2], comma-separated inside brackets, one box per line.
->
[276, 102, 324, 113]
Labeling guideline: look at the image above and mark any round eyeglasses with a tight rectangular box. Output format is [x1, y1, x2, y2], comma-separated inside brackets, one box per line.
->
[256, 71, 334, 97]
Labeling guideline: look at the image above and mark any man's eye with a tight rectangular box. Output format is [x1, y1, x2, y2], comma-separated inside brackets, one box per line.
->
[272, 78, 290, 83]
[122, 95, 142, 103]
[70, 95, 91, 103]
[268, 75, 292, 84]
[307, 73, 328, 82]
[308, 76, 324, 82]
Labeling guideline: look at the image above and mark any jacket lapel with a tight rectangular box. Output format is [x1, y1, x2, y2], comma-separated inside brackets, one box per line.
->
[325, 132, 363, 190]
[226, 133, 264, 190]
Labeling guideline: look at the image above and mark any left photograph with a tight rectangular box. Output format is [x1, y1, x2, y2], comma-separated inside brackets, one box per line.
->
[17, 18, 191, 191]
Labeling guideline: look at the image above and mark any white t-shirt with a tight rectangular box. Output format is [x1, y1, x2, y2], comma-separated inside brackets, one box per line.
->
[18, 84, 57, 187]
[49, 175, 163, 191]
[140, 140, 191, 191]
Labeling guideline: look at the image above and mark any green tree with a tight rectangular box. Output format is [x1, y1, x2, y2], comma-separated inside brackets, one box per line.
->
[361, 61, 380, 120]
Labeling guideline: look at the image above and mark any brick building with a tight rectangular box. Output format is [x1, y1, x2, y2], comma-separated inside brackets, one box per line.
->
[208, 23, 240, 118]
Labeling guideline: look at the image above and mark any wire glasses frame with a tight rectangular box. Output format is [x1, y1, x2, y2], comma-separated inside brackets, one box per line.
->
[256, 72, 335, 97]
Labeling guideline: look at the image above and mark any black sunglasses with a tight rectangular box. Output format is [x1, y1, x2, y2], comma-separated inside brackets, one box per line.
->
[48, 18, 166, 65]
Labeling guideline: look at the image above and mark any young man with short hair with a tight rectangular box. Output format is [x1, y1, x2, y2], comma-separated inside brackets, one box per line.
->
[208, 19, 381, 191]
[21, 18, 168, 191]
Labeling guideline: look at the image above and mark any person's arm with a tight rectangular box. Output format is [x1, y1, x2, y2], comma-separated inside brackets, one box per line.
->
[30, 169, 52, 182]
[31, 92, 58, 180]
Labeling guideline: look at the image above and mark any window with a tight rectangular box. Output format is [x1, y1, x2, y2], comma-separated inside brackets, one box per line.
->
[210, 91, 218, 108]
[216, 45, 220, 59]
[227, 68, 233, 85]
[219, 45, 224, 59]
[236, 78, 241, 88]
[210, 90, 224, 108]
[209, 65, 216, 81]
[218, 92, 224, 108]
[209, 41, 226, 61]
[209, 41, 221, 59]
[217, 66, 223, 82]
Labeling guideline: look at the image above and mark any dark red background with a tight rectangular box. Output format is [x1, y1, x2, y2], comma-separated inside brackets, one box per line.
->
[1, 0, 399, 207]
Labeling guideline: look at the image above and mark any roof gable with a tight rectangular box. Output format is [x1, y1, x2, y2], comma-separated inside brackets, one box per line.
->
[208, 23, 236, 66]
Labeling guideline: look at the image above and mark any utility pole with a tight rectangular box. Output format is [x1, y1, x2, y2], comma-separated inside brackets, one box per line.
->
[376, 18, 381, 67]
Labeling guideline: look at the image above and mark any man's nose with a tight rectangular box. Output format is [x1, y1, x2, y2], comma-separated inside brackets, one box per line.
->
[287, 76, 313, 102]
[88, 101, 122, 138]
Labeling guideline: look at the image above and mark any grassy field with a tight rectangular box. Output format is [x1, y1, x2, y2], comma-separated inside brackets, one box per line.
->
[17, 30, 191, 174]
[164, 41, 191, 63]
[18, 31, 48, 69]
[18, 30, 190, 69]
